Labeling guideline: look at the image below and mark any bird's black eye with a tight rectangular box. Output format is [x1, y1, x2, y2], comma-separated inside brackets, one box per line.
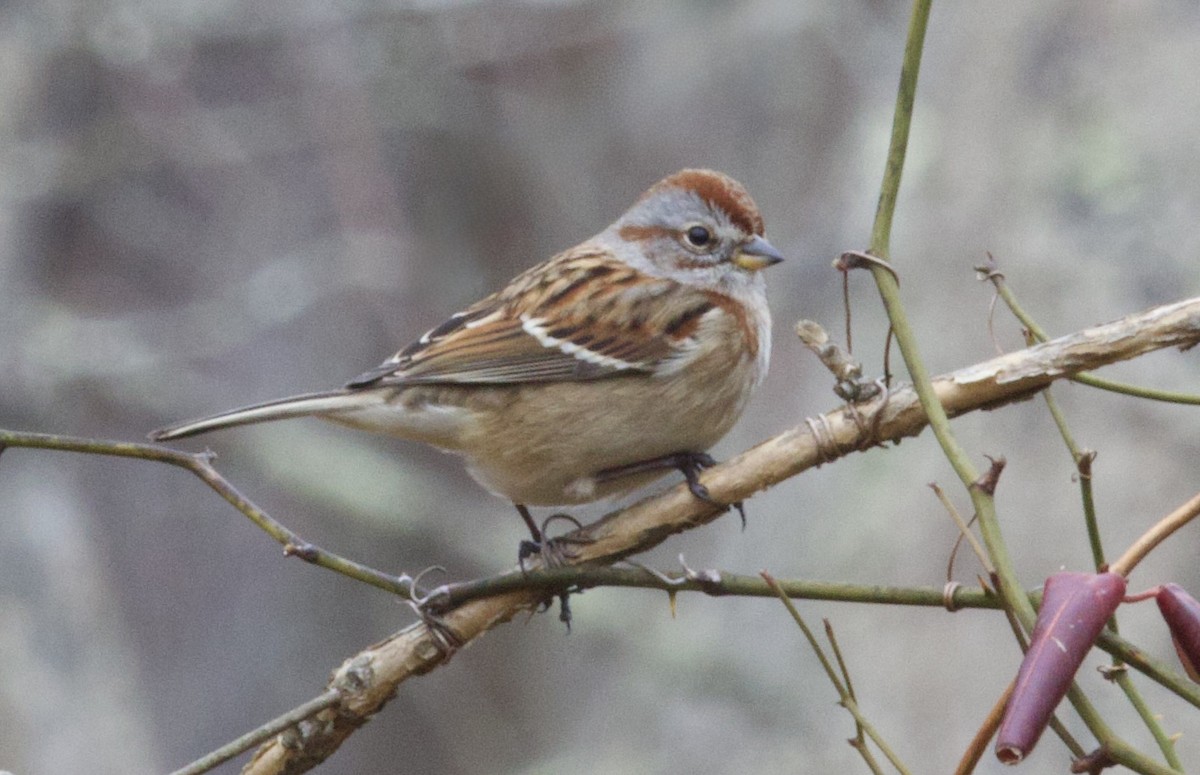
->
[684, 225, 713, 248]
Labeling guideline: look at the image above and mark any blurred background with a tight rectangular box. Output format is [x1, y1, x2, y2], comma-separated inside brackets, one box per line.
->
[2, 1, 1199, 773]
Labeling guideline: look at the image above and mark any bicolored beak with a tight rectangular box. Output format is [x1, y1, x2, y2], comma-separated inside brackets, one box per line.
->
[732, 235, 784, 271]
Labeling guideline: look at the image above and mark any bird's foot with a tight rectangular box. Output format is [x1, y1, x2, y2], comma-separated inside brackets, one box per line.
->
[516, 511, 594, 572]
[597, 451, 746, 529]
[514, 507, 596, 630]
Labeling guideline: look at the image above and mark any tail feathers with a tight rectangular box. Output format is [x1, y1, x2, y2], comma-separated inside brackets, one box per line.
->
[149, 390, 373, 441]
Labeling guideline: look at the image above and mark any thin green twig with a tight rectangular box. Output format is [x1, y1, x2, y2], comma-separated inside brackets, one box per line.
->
[1040, 390, 1107, 570]
[870, 0, 931, 259]
[1072, 372, 1200, 404]
[1112, 669, 1184, 771]
[825, 619, 885, 774]
[763, 573, 909, 775]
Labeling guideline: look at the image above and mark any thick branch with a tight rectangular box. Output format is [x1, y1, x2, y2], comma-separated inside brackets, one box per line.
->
[238, 295, 1200, 773]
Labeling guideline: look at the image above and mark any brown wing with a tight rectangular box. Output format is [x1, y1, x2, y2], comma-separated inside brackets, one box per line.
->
[346, 245, 720, 388]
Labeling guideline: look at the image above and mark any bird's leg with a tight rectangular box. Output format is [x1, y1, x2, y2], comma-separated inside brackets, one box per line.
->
[517, 503, 545, 547]
[596, 451, 746, 528]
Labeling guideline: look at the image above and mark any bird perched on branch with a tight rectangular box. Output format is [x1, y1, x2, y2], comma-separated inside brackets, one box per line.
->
[151, 169, 783, 559]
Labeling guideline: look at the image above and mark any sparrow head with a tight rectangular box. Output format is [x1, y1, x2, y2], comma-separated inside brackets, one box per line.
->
[605, 169, 784, 289]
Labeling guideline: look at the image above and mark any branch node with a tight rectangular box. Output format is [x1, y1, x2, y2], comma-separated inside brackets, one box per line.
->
[333, 654, 374, 696]
[283, 541, 319, 562]
[280, 713, 334, 752]
[678, 554, 723, 594]
[974, 251, 1005, 285]
[1069, 746, 1115, 774]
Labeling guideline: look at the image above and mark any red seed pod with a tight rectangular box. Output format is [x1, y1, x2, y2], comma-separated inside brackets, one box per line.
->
[995, 571, 1127, 764]
[1156, 583, 1200, 682]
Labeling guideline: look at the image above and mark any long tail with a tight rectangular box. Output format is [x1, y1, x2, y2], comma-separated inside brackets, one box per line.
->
[149, 390, 370, 441]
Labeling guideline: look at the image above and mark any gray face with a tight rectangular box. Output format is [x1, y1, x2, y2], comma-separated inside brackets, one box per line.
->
[601, 185, 775, 299]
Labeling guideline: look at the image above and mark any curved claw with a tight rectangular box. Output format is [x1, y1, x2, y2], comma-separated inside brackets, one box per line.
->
[673, 452, 747, 529]
[541, 512, 585, 535]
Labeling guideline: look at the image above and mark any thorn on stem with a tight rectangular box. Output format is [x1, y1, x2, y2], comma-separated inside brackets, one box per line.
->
[972, 455, 1007, 496]
[1076, 449, 1096, 478]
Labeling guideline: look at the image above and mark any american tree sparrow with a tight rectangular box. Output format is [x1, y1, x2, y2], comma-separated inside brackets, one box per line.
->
[151, 169, 783, 553]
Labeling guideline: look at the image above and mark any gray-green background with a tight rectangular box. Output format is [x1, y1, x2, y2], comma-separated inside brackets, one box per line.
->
[2, 2, 1198, 773]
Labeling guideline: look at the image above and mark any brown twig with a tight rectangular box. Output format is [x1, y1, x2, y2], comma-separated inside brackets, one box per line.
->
[1109, 490, 1200, 578]
[0, 432, 417, 597]
[955, 680, 1011, 775]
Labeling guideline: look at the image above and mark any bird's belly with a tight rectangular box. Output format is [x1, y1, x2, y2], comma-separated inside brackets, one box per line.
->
[461, 371, 753, 506]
